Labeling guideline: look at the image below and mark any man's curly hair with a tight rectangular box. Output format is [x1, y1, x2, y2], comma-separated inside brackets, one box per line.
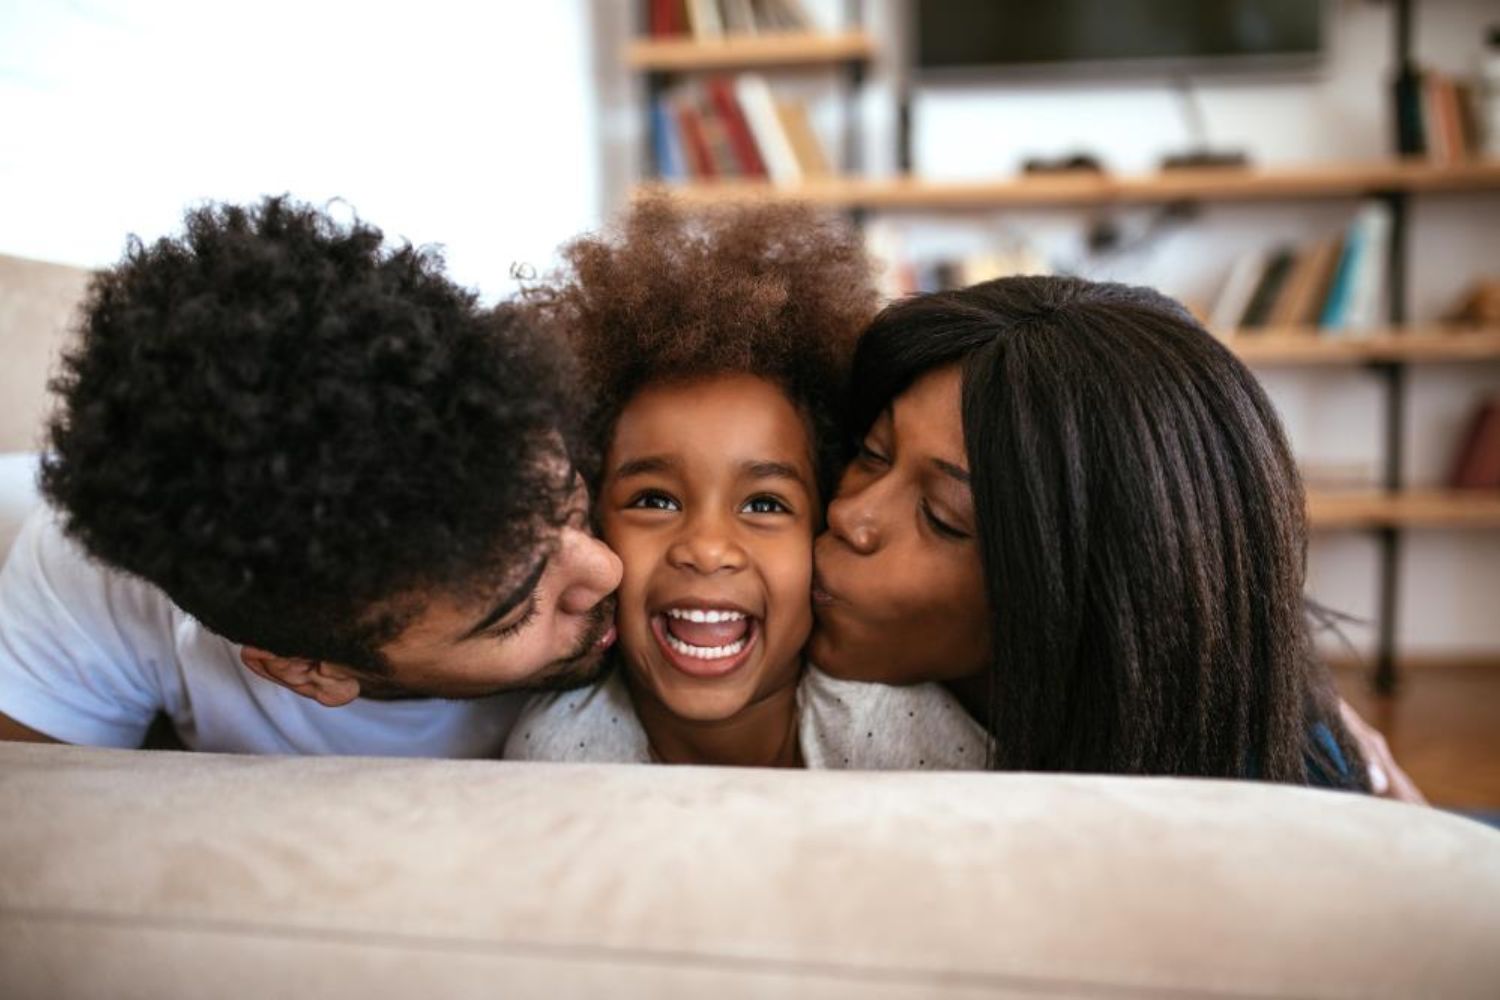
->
[524, 195, 877, 500]
[42, 196, 578, 671]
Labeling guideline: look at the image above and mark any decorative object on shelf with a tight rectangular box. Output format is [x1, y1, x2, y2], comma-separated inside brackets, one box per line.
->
[1449, 397, 1500, 491]
[1445, 278, 1500, 326]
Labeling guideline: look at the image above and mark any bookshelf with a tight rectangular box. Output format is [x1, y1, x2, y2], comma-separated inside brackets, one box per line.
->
[1222, 328, 1500, 365]
[624, 0, 1500, 692]
[637, 159, 1500, 208]
[1309, 491, 1500, 530]
[626, 30, 875, 71]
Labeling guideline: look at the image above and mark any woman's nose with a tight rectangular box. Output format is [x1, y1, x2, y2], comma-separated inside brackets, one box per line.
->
[556, 524, 623, 615]
[825, 488, 880, 555]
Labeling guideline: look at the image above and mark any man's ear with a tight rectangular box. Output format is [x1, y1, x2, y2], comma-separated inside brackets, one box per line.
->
[239, 647, 362, 708]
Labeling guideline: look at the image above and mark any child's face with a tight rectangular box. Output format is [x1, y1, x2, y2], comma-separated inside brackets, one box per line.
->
[600, 373, 817, 723]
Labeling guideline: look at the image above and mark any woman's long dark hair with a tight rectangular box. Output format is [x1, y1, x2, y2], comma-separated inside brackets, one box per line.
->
[851, 276, 1366, 788]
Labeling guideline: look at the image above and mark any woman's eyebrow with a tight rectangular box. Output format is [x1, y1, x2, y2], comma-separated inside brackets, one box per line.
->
[931, 458, 971, 485]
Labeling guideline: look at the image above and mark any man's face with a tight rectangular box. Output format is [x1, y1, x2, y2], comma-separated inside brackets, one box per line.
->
[367, 478, 624, 699]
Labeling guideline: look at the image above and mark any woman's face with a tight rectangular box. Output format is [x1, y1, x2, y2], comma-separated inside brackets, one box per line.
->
[808, 364, 991, 685]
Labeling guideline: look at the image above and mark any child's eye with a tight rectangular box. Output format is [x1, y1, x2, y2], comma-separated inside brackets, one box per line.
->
[627, 490, 680, 512]
[741, 494, 791, 515]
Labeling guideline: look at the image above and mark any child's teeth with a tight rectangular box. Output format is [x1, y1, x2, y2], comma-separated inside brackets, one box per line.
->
[664, 633, 749, 660]
[666, 608, 746, 623]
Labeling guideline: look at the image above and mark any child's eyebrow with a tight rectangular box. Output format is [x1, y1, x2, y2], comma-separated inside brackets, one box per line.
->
[613, 455, 677, 479]
[741, 460, 809, 488]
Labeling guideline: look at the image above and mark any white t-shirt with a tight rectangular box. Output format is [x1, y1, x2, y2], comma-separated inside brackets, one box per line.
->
[504, 662, 991, 770]
[0, 508, 522, 756]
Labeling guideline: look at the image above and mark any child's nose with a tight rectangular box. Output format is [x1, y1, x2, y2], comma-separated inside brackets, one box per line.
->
[667, 518, 747, 575]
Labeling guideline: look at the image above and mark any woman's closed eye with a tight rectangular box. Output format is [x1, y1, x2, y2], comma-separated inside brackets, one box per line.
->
[921, 499, 970, 541]
[856, 438, 890, 466]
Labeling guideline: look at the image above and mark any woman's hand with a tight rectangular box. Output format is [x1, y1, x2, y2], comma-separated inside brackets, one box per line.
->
[1339, 699, 1428, 805]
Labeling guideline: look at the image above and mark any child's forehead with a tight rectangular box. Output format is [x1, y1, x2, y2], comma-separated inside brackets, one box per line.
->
[609, 375, 816, 473]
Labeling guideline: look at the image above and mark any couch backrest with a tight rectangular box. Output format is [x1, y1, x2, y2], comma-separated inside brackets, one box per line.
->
[2, 743, 1498, 998]
[0, 252, 91, 453]
[0, 452, 40, 562]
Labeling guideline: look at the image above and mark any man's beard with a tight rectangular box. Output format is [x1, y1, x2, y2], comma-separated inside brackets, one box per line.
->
[521, 595, 617, 693]
[358, 595, 617, 701]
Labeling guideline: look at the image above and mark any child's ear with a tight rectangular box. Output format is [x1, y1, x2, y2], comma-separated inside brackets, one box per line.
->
[239, 647, 362, 707]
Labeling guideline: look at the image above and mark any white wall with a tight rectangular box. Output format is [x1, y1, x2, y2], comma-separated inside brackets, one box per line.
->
[0, 0, 602, 301]
[595, 0, 1500, 660]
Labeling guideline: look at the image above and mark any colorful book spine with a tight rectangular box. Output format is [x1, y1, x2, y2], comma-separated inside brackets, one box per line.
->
[706, 77, 768, 178]
[1319, 221, 1365, 332]
[651, 97, 686, 180]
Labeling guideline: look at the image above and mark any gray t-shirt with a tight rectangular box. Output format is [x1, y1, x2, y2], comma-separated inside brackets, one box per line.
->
[504, 663, 990, 770]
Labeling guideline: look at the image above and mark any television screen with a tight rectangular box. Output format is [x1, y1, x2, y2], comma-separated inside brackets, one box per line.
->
[914, 0, 1325, 76]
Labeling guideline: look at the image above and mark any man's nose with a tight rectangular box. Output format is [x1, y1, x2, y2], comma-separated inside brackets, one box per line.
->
[556, 525, 623, 615]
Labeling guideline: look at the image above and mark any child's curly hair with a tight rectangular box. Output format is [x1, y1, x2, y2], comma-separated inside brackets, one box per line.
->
[524, 195, 877, 500]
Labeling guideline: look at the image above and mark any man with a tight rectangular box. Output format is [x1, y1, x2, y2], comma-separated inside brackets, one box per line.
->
[0, 197, 622, 755]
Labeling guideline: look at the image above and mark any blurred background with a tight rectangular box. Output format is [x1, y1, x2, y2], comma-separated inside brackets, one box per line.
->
[2, 0, 1497, 806]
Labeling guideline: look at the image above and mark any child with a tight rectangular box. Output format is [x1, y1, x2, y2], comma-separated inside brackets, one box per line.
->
[505, 197, 988, 769]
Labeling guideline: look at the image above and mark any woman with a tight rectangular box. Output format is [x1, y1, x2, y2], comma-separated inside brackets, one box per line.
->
[810, 275, 1403, 789]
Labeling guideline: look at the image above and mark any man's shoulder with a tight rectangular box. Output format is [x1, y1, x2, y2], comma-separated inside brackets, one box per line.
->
[0, 507, 204, 745]
[6, 507, 176, 616]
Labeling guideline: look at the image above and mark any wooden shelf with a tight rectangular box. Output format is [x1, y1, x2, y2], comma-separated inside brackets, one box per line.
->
[640, 159, 1500, 208]
[1224, 329, 1500, 365]
[1308, 491, 1500, 530]
[626, 31, 876, 72]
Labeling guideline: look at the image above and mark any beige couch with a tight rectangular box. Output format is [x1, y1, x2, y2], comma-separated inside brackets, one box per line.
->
[3, 252, 1499, 997]
[2, 743, 1499, 998]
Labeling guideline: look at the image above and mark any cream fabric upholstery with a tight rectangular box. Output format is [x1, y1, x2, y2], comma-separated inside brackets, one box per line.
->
[2, 743, 1497, 998]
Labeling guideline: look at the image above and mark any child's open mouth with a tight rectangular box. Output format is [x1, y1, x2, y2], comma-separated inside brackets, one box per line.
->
[650, 605, 760, 679]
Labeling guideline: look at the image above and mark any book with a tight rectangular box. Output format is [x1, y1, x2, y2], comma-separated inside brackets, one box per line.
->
[752, 0, 812, 31]
[685, 0, 724, 39]
[698, 105, 743, 177]
[650, 97, 687, 180]
[1392, 65, 1426, 156]
[1341, 201, 1392, 333]
[706, 77, 768, 177]
[672, 95, 717, 178]
[773, 99, 831, 176]
[1269, 237, 1343, 329]
[1449, 398, 1500, 490]
[734, 74, 802, 185]
[1209, 251, 1267, 334]
[721, 0, 757, 34]
[650, 0, 687, 37]
[1319, 219, 1366, 331]
[1238, 248, 1297, 329]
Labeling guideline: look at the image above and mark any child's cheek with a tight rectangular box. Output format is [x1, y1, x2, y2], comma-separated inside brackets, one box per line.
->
[766, 534, 816, 649]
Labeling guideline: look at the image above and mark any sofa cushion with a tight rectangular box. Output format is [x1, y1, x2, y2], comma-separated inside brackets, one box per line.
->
[1, 743, 1497, 998]
[0, 452, 40, 562]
